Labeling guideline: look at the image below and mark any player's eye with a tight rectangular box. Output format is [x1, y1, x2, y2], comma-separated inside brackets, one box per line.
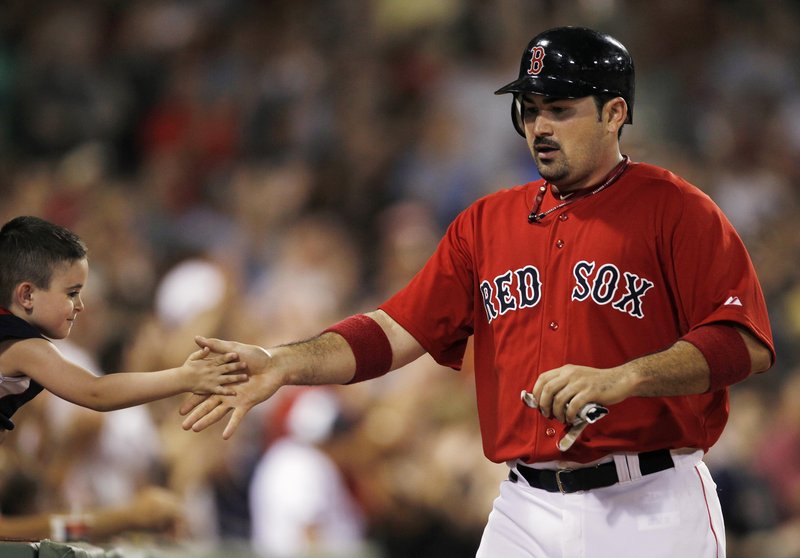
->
[523, 106, 539, 118]
[547, 105, 574, 119]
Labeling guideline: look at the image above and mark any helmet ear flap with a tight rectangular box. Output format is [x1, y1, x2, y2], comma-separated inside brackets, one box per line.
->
[511, 96, 525, 137]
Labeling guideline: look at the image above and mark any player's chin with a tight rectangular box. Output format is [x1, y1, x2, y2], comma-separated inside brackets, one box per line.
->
[536, 160, 567, 182]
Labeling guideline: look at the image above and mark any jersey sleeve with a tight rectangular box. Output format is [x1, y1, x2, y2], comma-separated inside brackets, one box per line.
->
[379, 211, 476, 370]
[663, 187, 775, 363]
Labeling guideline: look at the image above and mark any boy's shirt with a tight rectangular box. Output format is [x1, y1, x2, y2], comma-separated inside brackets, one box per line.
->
[0, 308, 45, 430]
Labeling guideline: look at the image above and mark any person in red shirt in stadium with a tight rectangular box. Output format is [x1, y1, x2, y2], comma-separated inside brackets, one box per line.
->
[181, 26, 774, 557]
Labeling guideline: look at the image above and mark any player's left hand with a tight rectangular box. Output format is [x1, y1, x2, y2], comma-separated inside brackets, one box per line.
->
[532, 364, 634, 424]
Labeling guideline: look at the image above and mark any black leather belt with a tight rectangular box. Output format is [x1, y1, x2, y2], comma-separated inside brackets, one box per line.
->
[509, 449, 674, 494]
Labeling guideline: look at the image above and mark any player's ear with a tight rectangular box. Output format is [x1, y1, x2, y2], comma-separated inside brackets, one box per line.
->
[14, 282, 36, 314]
[604, 97, 627, 134]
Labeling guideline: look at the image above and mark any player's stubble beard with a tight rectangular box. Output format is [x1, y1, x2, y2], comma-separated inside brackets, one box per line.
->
[531, 138, 569, 185]
[535, 158, 568, 184]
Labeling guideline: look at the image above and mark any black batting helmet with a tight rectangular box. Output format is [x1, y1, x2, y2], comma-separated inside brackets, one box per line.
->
[495, 26, 635, 137]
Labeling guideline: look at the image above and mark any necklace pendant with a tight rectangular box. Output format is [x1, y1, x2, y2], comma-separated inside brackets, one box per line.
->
[527, 156, 630, 225]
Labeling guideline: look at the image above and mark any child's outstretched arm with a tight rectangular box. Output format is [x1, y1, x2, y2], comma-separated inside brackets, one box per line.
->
[0, 338, 248, 412]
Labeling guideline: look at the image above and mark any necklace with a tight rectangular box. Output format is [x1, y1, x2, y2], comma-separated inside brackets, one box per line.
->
[527, 156, 630, 224]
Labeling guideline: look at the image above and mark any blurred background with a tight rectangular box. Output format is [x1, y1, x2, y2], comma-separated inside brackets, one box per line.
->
[1, 0, 799, 557]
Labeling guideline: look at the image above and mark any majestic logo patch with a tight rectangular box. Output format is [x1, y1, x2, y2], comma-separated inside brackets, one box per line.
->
[527, 46, 546, 76]
[724, 296, 743, 307]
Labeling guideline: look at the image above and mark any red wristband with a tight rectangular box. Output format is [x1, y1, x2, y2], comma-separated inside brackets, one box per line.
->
[681, 324, 751, 392]
[323, 314, 393, 384]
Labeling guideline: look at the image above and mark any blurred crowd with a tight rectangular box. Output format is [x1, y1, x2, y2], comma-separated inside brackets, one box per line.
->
[1, 0, 800, 557]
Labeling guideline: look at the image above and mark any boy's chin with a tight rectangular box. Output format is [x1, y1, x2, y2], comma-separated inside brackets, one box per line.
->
[44, 327, 71, 340]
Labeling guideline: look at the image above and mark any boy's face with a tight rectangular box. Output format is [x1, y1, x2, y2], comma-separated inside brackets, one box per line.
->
[28, 258, 88, 339]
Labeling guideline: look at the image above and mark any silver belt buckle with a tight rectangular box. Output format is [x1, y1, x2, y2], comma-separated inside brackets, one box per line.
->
[555, 468, 573, 494]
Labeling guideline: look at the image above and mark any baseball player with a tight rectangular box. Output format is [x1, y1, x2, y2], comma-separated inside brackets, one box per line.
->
[181, 27, 775, 557]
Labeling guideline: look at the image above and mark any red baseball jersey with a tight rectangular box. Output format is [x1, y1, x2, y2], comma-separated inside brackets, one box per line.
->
[379, 161, 775, 464]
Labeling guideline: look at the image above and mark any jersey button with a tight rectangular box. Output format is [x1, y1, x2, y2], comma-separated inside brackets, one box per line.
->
[556, 239, 565, 248]
[559, 213, 569, 221]
[546, 427, 556, 437]
[549, 321, 559, 330]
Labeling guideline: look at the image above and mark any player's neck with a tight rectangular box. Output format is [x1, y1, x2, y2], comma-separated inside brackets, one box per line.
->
[551, 155, 628, 199]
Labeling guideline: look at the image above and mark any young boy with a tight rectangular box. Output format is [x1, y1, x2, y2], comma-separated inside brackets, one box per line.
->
[0, 215, 247, 440]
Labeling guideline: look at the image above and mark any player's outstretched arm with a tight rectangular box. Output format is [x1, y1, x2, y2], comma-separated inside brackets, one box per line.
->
[180, 332, 355, 439]
[180, 309, 426, 439]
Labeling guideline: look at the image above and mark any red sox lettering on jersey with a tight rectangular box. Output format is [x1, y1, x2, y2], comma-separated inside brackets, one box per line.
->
[480, 260, 655, 324]
[380, 161, 774, 465]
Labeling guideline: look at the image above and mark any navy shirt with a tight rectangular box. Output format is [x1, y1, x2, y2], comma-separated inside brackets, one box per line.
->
[0, 309, 45, 430]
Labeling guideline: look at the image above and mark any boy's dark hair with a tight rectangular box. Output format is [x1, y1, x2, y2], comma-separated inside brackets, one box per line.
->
[0, 216, 88, 308]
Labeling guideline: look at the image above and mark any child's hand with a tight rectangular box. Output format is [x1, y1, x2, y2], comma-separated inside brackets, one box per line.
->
[180, 336, 281, 439]
[183, 346, 248, 395]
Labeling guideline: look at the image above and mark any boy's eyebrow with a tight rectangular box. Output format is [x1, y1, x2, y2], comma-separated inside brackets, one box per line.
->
[65, 283, 84, 290]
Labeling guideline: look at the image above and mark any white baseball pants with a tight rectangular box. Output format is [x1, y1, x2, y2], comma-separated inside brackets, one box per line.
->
[476, 449, 725, 558]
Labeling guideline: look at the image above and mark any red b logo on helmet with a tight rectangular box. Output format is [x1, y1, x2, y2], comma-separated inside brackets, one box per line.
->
[527, 46, 546, 75]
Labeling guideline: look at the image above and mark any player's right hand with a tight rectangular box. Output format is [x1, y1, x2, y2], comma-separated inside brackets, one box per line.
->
[180, 336, 282, 439]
